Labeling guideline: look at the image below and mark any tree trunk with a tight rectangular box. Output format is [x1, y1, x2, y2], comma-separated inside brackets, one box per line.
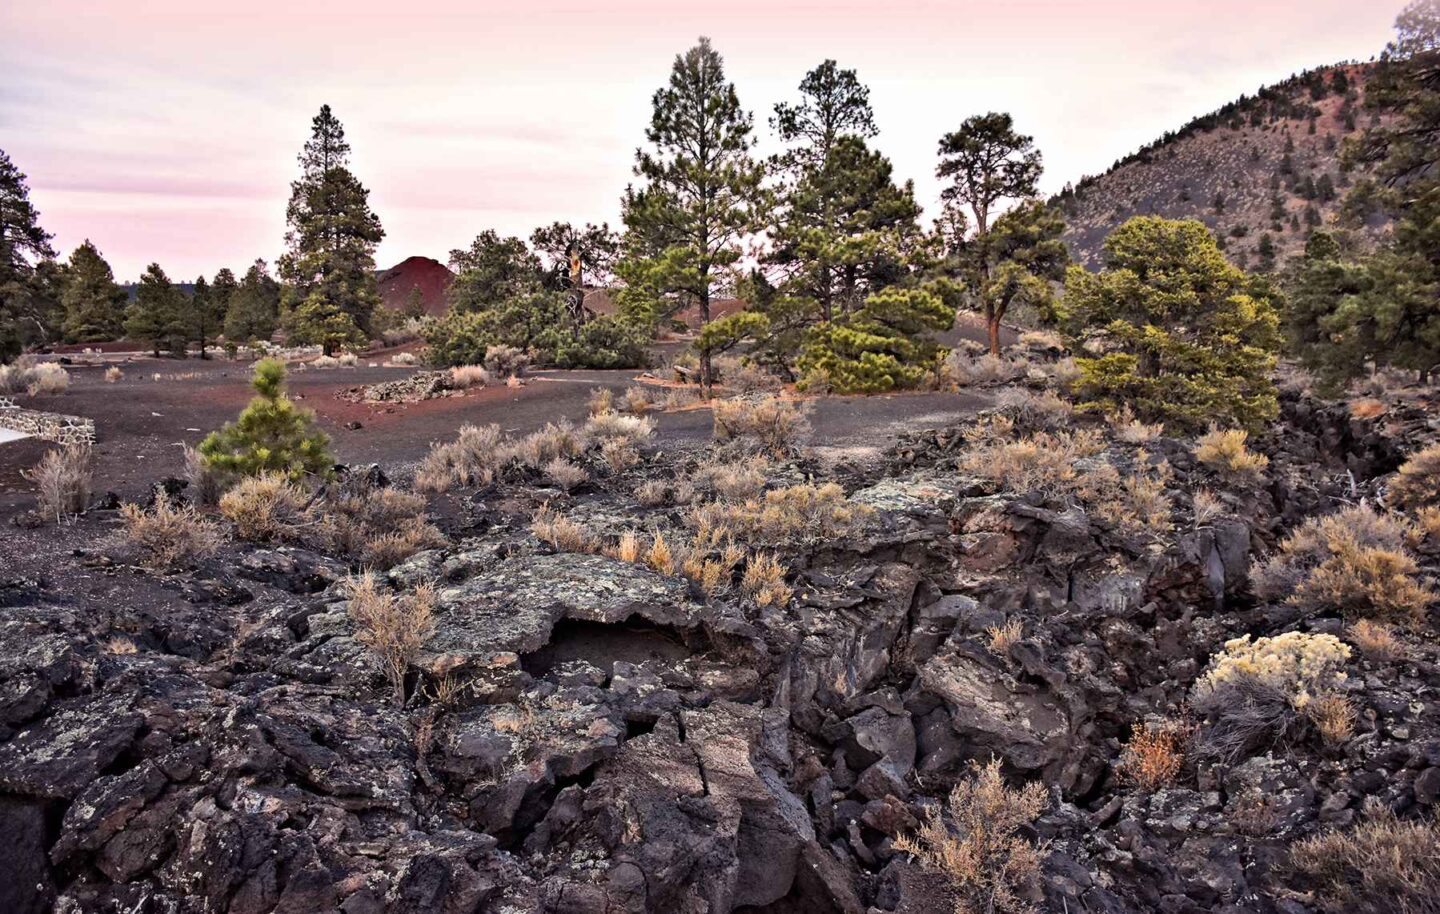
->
[698, 286, 713, 398]
[986, 315, 1002, 357]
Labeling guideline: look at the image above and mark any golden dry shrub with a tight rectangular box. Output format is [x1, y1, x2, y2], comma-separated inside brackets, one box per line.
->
[959, 426, 1106, 498]
[513, 420, 583, 469]
[740, 552, 790, 607]
[1118, 719, 1194, 792]
[219, 473, 306, 541]
[1305, 694, 1356, 746]
[532, 505, 593, 553]
[345, 572, 436, 705]
[689, 482, 871, 546]
[582, 412, 655, 445]
[1349, 397, 1387, 420]
[317, 485, 446, 570]
[711, 396, 811, 456]
[24, 444, 92, 525]
[1388, 442, 1440, 512]
[693, 455, 768, 501]
[544, 458, 588, 493]
[415, 423, 511, 493]
[587, 387, 615, 416]
[1193, 632, 1352, 710]
[645, 531, 676, 575]
[448, 364, 490, 389]
[634, 480, 670, 507]
[1251, 505, 1433, 623]
[895, 758, 1048, 914]
[621, 386, 653, 415]
[1109, 404, 1164, 444]
[1348, 619, 1407, 663]
[1289, 811, 1440, 914]
[985, 619, 1023, 662]
[1194, 427, 1269, 484]
[119, 494, 223, 569]
[601, 438, 640, 474]
[104, 365, 124, 383]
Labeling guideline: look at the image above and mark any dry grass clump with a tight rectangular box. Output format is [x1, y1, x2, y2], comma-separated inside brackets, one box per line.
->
[611, 530, 643, 564]
[1017, 329, 1064, 350]
[645, 531, 676, 575]
[634, 480, 672, 507]
[683, 554, 730, 596]
[1389, 443, 1440, 512]
[711, 396, 811, 456]
[387, 351, 419, 367]
[693, 455, 768, 501]
[587, 387, 615, 416]
[317, 482, 445, 570]
[544, 458, 588, 492]
[104, 365, 124, 383]
[1109, 405, 1164, 444]
[944, 350, 1031, 387]
[1192, 488, 1225, 526]
[689, 482, 871, 545]
[1118, 719, 1194, 791]
[985, 619, 1024, 662]
[532, 505, 594, 553]
[601, 438, 640, 474]
[960, 425, 1106, 497]
[740, 552, 791, 607]
[28, 362, 70, 395]
[1306, 693, 1357, 746]
[716, 355, 783, 394]
[119, 494, 222, 569]
[218, 473, 307, 541]
[1349, 397, 1388, 420]
[513, 420, 583, 468]
[994, 387, 1072, 430]
[484, 344, 529, 378]
[1288, 811, 1440, 914]
[1194, 428, 1269, 484]
[415, 423, 509, 492]
[620, 386, 653, 415]
[24, 445, 92, 524]
[895, 758, 1047, 914]
[183, 445, 224, 507]
[449, 364, 490, 389]
[1348, 619, 1407, 662]
[345, 572, 436, 705]
[1083, 458, 1174, 539]
[583, 411, 655, 445]
[1251, 506, 1433, 623]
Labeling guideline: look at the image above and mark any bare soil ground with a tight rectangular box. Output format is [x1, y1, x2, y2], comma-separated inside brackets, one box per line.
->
[0, 357, 993, 518]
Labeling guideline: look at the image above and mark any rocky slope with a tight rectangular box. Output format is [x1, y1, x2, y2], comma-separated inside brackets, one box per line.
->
[1057, 63, 1389, 269]
[2, 379, 1440, 913]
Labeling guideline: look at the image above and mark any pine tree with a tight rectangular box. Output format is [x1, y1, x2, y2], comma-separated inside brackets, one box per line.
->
[447, 231, 544, 311]
[59, 240, 125, 342]
[279, 105, 384, 354]
[1064, 217, 1281, 431]
[0, 148, 58, 360]
[225, 259, 281, 345]
[188, 274, 227, 358]
[796, 287, 953, 393]
[762, 60, 923, 374]
[403, 285, 426, 319]
[125, 263, 187, 357]
[211, 268, 238, 328]
[620, 37, 765, 391]
[935, 113, 1044, 354]
[1281, 231, 1374, 388]
[199, 358, 333, 481]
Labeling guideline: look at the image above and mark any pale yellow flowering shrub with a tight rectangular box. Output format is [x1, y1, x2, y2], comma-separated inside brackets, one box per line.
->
[1194, 632, 1351, 710]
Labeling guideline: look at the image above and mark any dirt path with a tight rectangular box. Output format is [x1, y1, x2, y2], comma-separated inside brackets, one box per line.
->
[0, 359, 993, 515]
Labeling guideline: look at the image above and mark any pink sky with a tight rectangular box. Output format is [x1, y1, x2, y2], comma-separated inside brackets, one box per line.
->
[1, 0, 1398, 281]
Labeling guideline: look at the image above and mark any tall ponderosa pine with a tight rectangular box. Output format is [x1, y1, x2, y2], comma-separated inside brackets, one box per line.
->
[279, 105, 384, 354]
[125, 263, 187, 357]
[199, 358, 333, 481]
[60, 240, 125, 342]
[0, 148, 59, 360]
[189, 274, 227, 358]
[225, 259, 282, 344]
[1064, 217, 1281, 431]
[621, 37, 765, 390]
[935, 113, 1045, 354]
[1282, 232, 1374, 388]
[761, 61, 925, 376]
[211, 268, 238, 330]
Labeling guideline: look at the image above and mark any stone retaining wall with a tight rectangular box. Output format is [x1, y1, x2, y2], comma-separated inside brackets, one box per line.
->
[0, 401, 96, 446]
